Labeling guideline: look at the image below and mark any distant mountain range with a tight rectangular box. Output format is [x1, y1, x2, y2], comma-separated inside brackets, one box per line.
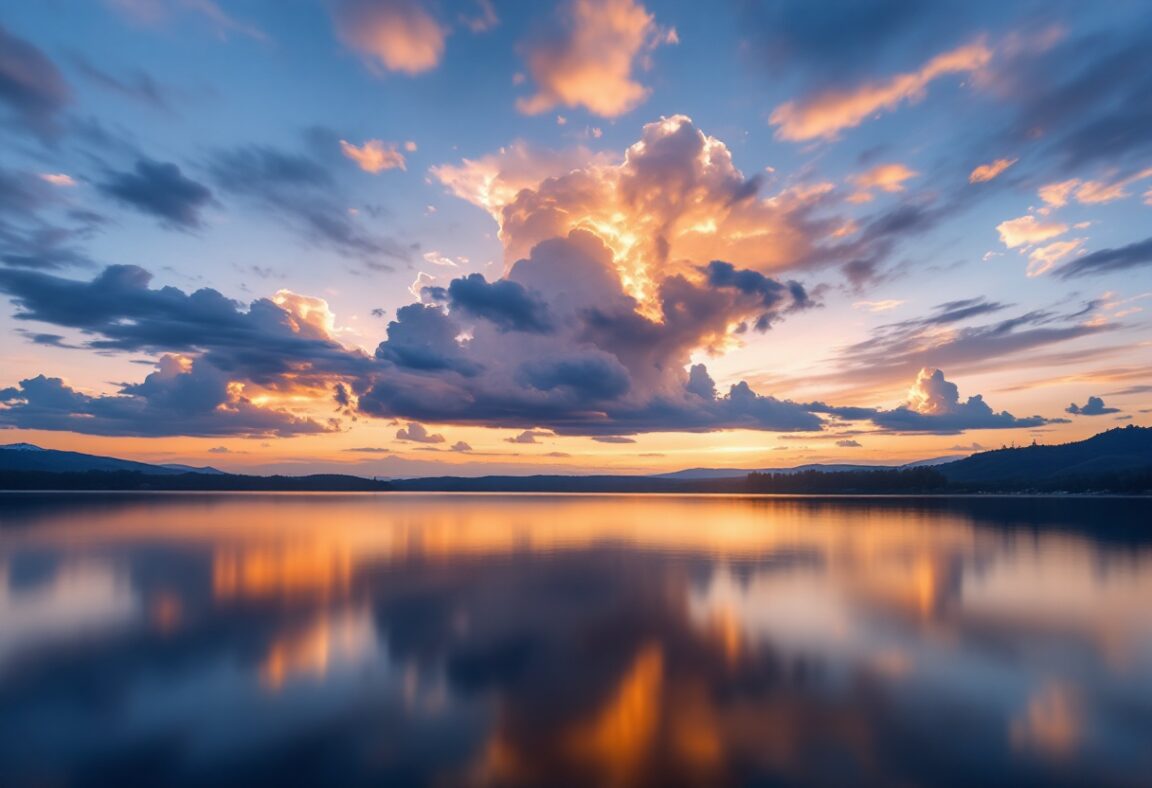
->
[1, 426, 1149, 493]
[0, 443, 388, 491]
[0, 443, 224, 476]
[654, 457, 961, 481]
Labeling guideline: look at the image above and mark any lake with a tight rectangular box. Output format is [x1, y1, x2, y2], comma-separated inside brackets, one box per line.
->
[0, 493, 1150, 786]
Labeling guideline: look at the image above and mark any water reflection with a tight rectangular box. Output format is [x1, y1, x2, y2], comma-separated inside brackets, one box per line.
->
[0, 493, 1149, 786]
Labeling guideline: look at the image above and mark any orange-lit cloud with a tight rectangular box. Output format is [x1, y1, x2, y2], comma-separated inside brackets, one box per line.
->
[1040, 168, 1152, 207]
[996, 214, 1068, 248]
[516, 0, 674, 118]
[848, 162, 918, 201]
[770, 40, 993, 141]
[329, 0, 446, 75]
[968, 157, 1016, 183]
[271, 290, 340, 337]
[1037, 179, 1078, 208]
[39, 172, 76, 186]
[853, 299, 905, 313]
[339, 138, 407, 172]
[1026, 238, 1084, 277]
[434, 115, 842, 307]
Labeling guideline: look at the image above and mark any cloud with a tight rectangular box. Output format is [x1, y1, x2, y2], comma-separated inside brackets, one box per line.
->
[39, 173, 76, 187]
[824, 297, 1110, 391]
[1026, 238, 1084, 278]
[460, 0, 498, 33]
[949, 442, 986, 451]
[1055, 235, 1152, 279]
[422, 273, 554, 333]
[395, 422, 445, 443]
[0, 24, 72, 142]
[450, 440, 472, 452]
[0, 166, 104, 270]
[433, 115, 881, 300]
[1038, 169, 1152, 207]
[516, 0, 673, 117]
[207, 446, 231, 453]
[969, 158, 1016, 183]
[769, 39, 992, 141]
[1065, 396, 1120, 416]
[97, 158, 215, 229]
[0, 265, 370, 386]
[328, 0, 446, 75]
[74, 57, 171, 111]
[853, 299, 904, 313]
[835, 439, 862, 447]
[850, 163, 918, 193]
[359, 227, 824, 436]
[106, 0, 267, 40]
[0, 357, 330, 437]
[738, 0, 939, 83]
[996, 215, 1068, 249]
[863, 368, 1050, 433]
[207, 141, 410, 266]
[992, 21, 1152, 171]
[340, 139, 407, 173]
[431, 140, 608, 221]
[505, 430, 551, 444]
[592, 435, 635, 444]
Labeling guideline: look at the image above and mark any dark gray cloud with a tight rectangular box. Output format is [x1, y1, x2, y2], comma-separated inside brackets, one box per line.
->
[0, 359, 330, 437]
[97, 159, 214, 229]
[0, 166, 103, 269]
[836, 439, 862, 447]
[739, 0, 937, 85]
[704, 261, 809, 331]
[73, 57, 171, 111]
[374, 303, 481, 376]
[0, 264, 371, 385]
[1055, 236, 1152, 279]
[999, 19, 1152, 171]
[424, 273, 553, 334]
[207, 142, 410, 267]
[0, 24, 71, 140]
[1066, 396, 1120, 416]
[827, 297, 1111, 387]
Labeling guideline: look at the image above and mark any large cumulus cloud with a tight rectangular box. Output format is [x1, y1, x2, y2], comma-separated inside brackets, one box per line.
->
[359, 229, 823, 434]
[433, 115, 946, 302]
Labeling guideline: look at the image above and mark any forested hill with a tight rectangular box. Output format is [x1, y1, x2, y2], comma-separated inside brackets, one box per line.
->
[938, 425, 1152, 486]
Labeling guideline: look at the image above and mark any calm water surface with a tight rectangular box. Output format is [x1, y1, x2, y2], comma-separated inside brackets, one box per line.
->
[0, 493, 1150, 787]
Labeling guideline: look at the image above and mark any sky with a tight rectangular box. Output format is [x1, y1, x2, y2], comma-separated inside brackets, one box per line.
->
[0, 0, 1150, 477]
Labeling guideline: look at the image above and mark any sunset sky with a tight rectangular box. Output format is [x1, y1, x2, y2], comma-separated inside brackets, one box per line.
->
[1, 0, 1150, 477]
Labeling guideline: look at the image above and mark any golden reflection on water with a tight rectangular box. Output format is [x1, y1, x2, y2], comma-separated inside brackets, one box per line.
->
[213, 542, 353, 601]
[0, 494, 1150, 785]
[259, 607, 377, 691]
